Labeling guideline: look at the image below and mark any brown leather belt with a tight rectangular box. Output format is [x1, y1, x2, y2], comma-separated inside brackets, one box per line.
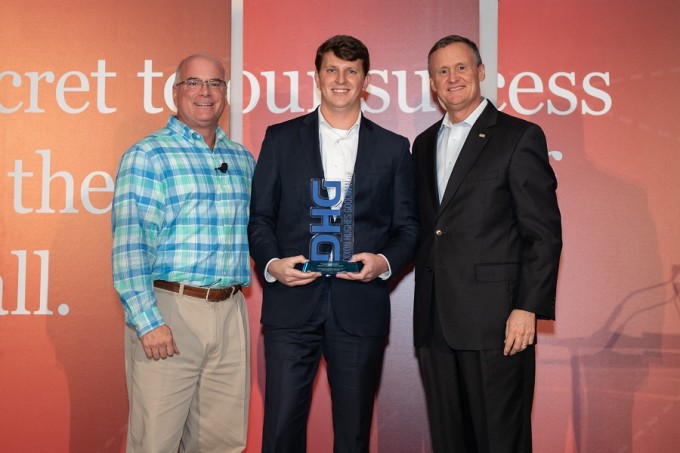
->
[153, 280, 241, 302]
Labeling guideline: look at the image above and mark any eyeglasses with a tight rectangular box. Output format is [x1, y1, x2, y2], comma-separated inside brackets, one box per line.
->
[175, 78, 227, 92]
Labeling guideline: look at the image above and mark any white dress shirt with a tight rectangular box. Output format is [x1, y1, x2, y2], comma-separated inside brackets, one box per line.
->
[437, 98, 488, 201]
[319, 110, 361, 209]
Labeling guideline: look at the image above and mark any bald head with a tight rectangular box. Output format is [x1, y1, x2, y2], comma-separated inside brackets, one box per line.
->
[175, 54, 225, 82]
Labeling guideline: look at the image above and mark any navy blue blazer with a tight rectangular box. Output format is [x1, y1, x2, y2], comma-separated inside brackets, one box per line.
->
[249, 110, 420, 336]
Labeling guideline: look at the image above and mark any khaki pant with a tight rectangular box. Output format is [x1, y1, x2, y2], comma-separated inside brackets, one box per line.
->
[125, 288, 250, 453]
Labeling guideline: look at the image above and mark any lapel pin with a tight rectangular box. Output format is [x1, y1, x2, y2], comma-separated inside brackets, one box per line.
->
[478, 133, 486, 138]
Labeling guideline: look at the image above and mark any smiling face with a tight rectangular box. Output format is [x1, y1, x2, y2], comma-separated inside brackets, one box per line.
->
[429, 42, 485, 122]
[314, 51, 370, 121]
[172, 55, 226, 141]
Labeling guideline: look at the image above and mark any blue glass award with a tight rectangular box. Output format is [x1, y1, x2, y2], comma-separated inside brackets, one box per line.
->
[298, 175, 362, 276]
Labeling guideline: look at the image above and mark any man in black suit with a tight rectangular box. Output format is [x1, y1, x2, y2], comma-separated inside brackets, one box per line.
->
[412, 35, 562, 453]
[248, 35, 420, 453]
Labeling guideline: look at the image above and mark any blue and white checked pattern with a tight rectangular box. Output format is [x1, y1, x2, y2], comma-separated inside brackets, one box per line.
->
[112, 116, 255, 337]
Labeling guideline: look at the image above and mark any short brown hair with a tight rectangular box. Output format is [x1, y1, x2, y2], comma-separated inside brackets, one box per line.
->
[315, 35, 370, 74]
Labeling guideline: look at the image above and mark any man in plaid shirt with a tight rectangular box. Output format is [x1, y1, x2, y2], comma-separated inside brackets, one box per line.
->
[112, 54, 255, 453]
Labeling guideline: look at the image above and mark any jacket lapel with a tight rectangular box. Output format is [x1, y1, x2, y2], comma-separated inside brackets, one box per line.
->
[300, 111, 324, 178]
[354, 116, 377, 181]
[423, 121, 442, 213]
[438, 103, 497, 211]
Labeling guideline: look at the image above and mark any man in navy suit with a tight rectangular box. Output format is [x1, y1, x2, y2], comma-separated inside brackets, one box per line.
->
[412, 35, 562, 452]
[248, 35, 420, 453]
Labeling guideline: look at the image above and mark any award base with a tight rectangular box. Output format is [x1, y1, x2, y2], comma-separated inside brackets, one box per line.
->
[295, 261, 364, 276]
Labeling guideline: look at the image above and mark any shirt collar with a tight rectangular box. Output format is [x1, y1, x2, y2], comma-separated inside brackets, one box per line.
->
[168, 115, 226, 145]
[318, 109, 362, 137]
[441, 98, 488, 131]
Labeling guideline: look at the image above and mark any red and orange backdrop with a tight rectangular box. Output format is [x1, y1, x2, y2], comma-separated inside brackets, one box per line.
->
[1, 1, 679, 452]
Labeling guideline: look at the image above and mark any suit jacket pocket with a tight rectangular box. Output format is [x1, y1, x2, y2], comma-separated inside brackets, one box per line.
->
[475, 263, 519, 282]
[463, 170, 499, 184]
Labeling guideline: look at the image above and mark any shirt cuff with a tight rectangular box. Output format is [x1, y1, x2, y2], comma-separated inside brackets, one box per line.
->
[378, 254, 391, 280]
[264, 258, 279, 283]
[131, 304, 165, 338]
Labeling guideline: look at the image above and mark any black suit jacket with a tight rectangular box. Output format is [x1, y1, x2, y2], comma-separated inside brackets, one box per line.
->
[412, 102, 562, 349]
[249, 110, 420, 337]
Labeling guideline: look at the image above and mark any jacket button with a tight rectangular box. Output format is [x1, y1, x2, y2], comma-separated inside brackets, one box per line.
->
[435, 229, 443, 236]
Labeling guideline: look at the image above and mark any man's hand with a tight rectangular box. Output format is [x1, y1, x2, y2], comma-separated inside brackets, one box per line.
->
[503, 309, 536, 356]
[140, 325, 180, 360]
[268, 255, 321, 286]
[335, 253, 388, 282]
